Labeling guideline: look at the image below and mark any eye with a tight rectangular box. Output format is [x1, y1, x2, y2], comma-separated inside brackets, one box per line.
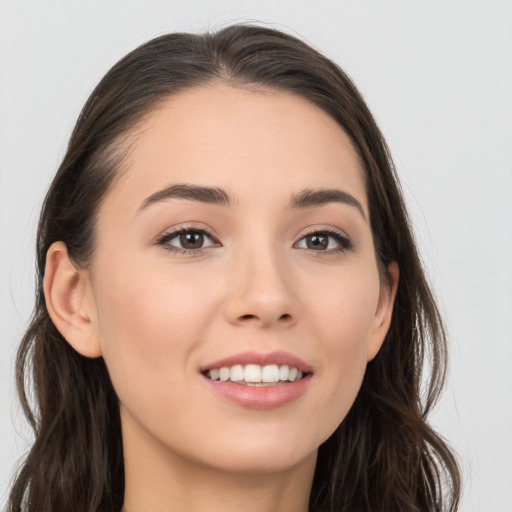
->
[295, 229, 353, 253]
[156, 227, 219, 254]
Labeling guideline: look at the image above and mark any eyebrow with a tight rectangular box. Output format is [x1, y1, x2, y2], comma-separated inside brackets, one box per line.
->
[138, 183, 366, 220]
[139, 183, 234, 210]
[289, 188, 366, 219]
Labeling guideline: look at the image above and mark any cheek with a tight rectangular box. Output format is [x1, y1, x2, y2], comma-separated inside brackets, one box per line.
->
[92, 260, 219, 404]
[308, 260, 380, 352]
[304, 264, 380, 422]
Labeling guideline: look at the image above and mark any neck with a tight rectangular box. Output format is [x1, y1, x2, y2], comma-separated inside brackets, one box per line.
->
[123, 459, 316, 512]
[121, 415, 316, 512]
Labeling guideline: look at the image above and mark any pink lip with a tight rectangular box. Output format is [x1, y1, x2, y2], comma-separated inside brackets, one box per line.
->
[200, 350, 313, 373]
[202, 374, 312, 410]
[200, 350, 313, 410]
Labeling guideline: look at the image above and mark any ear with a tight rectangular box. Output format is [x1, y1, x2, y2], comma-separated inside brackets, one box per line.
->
[367, 261, 399, 361]
[43, 241, 102, 358]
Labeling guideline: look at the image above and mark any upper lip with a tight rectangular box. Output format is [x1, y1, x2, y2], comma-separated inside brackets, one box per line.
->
[201, 350, 313, 373]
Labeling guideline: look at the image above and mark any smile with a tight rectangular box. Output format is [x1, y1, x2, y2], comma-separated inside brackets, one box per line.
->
[201, 351, 313, 409]
[205, 364, 305, 385]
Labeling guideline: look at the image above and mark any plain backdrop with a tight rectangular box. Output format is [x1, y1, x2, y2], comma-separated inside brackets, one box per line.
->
[0, 1, 511, 511]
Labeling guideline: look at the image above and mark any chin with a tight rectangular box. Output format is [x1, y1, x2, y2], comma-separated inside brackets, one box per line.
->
[180, 422, 327, 476]
[201, 443, 318, 476]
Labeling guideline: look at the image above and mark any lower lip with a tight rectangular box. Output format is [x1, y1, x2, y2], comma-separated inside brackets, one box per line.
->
[202, 374, 311, 410]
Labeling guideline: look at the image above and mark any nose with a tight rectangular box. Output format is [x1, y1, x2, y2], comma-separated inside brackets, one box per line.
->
[223, 245, 300, 329]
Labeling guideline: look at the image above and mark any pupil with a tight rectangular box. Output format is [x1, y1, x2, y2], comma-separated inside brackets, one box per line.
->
[180, 232, 203, 249]
[307, 234, 328, 250]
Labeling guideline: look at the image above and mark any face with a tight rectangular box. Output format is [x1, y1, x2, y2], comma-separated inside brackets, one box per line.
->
[84, 83, 396, 476]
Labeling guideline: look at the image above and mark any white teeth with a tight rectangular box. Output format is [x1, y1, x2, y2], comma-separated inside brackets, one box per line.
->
[230, 364, 244, 382]
[261, 364, 280, 383]
[206, 364, 305, 383]
[219, 367, 230, 382]
[244, 364, 262, 383]
[279, 365, 289, 381]
[288, 367, 298, 382]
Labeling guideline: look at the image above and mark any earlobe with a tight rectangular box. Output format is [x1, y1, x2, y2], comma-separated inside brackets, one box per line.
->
[367, 261, 399, 361]
[43, 241, 102, 358]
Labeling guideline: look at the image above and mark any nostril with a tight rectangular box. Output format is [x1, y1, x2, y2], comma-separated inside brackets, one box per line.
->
[240, 313, 291, 321]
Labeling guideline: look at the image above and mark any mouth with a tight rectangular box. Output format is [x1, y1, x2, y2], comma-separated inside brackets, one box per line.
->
[200, 351, 313, 409]
[203, 364, 309, 386]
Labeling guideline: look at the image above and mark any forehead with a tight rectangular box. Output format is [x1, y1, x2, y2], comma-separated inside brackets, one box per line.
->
[104, 83, 367, 216]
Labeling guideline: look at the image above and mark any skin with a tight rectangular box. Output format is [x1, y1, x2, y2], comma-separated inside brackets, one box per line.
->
[44, 83, 398, 512]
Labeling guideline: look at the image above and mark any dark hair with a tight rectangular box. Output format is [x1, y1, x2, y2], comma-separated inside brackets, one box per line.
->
[8, 24, 461, 512]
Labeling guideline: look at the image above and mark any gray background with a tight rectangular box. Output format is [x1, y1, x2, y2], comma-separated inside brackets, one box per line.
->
[1, 1, 511, 510]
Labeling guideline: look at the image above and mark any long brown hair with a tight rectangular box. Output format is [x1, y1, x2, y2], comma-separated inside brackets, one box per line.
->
[8, 24, 461, 512]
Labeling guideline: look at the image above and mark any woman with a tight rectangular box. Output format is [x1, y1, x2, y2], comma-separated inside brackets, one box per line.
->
[7, 24, 460, 512]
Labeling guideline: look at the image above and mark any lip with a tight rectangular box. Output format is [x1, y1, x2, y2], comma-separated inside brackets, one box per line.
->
[200, 350, 313, 410]
[202, 373, 312, 410]
[200, 350, 313, 373]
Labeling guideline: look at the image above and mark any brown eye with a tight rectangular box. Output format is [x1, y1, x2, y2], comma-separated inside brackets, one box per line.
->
[180, 231, 204, 249]
[305, 234, 329, 250]
[295, 230, 353, 253]
[157, 227, 218, 253]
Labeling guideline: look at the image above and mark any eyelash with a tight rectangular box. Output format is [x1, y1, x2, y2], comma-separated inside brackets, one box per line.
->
[156, 225, 219, 256]
[297, 228, 354, 255]
[155, 226, 354, 256]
